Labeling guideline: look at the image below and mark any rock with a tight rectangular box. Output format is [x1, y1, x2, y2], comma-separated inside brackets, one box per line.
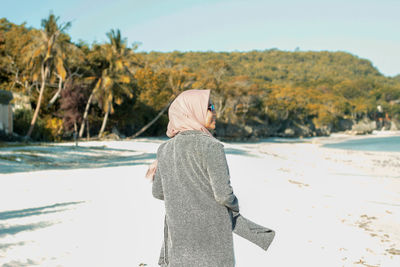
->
[244, 125, 253, 134]
[390, 119, 400, 131]
[215, 123, 248, 141]
[388, 119, 400, 131]
[337, 119, 354, 131]
[315, 125, 331, 136]
[250, 123, 280, 137]
[293, 121, 314, 137]
[278, 121, 314, 138]
[283, 128, 295, 137]
[112, 126, 125, 138]
[103, 133, 121, 140]
[348, 118, 376, 135]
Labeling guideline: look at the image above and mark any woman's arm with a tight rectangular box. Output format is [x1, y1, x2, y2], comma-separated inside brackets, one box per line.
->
[152, 163, 164, 200]
[205, 142, 239, 212]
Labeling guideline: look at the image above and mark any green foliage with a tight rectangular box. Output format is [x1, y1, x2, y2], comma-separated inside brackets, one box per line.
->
[2, 16, 400, 140]
[140, 50, 400, 129]
[13, 109, 52, 141]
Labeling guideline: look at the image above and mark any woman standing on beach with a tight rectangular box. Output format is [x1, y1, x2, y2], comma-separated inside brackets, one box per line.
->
[147, 89, 274, 267]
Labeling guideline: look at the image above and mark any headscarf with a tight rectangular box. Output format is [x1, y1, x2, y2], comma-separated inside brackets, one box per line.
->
[166, 89, 213, 138]
[145, 89, 213, 180]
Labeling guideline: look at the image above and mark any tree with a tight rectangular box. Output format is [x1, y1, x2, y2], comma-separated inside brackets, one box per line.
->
[192, 59, 233, 119]
[79, 29, 135, 138]
[3, 17, 400, 141]
[23, 13, 71, 138]
[60, 80, 87, 137]
[0, 19, 36, 93]
[129, 64, 195, 138]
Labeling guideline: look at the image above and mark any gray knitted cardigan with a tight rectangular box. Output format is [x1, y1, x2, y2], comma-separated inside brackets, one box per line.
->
[153, 130, 274, 267]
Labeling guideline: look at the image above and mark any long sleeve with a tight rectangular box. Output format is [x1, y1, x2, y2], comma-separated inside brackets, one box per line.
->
[205, 142, 239, 212]
[232, 214, 275, 251]
[152, 164, 164, 200]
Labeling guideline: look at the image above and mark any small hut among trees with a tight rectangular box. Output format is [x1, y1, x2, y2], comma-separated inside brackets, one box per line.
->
[0, 90, 13, 135]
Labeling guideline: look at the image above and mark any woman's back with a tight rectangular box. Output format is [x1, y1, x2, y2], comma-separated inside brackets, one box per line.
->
[154, 130, 236, 267]
[150, 89, 274, 266]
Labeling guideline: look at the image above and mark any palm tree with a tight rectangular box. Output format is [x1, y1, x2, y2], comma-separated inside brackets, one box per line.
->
[23, 13, 71, 138]
[78, 29, 134, 139]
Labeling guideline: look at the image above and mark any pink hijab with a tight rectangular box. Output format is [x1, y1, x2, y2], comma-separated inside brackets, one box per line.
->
[166, 89, 213, 138]
[145, 89, 214, 180]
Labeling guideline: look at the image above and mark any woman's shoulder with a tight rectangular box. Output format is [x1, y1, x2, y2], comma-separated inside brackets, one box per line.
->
[179, 130, 223, 147]
[157, 139, 170, 153]
[158, 130, 223, 152]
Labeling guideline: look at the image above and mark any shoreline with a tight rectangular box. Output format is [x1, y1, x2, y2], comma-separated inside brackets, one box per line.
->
[2, 129, 400, 148]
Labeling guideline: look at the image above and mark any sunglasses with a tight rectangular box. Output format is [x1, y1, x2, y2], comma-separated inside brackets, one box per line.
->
[208, 103, 215, 112]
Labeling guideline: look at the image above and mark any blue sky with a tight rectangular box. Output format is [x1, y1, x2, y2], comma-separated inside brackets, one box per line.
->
[1, 0, 399, 76]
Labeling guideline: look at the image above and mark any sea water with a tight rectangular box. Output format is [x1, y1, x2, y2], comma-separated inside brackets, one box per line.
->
[323, 136, 400, 152]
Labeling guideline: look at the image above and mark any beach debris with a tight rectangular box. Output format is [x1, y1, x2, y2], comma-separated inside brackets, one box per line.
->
[353, 258, 380, 267]
[360, 214, 377, 220]
[138, 263, 148, 266]
[354, 259, 366, 265]
[386, 248, 400, 255]
[356, 214, 377, 232]
[380, 235, 392, 246]
[365, 248, 375, 254]
[288, 179, 309, 187]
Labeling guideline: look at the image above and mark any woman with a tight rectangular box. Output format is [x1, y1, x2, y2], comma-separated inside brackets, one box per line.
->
[148, 89, 274, 267]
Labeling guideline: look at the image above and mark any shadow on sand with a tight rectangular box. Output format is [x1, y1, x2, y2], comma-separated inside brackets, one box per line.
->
[224, 147, 259, 157]
[0, 201, 85, 237]
[0, 145, 156, 174]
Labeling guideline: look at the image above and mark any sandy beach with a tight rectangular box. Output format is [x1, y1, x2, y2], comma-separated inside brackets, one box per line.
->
[0, 132, 399, 267]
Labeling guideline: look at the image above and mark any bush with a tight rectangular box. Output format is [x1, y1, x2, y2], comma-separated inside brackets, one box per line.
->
[45, 117, 63, 141]
[313, 110, 338, 129]
[0, 130, 22, 142]
[13, 109, 53, 141]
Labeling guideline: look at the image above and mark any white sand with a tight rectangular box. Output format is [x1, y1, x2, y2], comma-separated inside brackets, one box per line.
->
[0, 133, 399, 267]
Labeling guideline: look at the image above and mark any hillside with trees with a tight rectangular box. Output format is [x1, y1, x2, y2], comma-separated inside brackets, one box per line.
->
[1, 15, 399, 141]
